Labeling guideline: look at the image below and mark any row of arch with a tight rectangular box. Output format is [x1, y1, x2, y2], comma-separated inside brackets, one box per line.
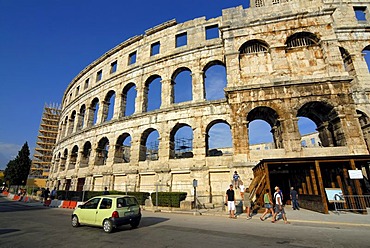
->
[59, 61, 227, 140]
[52, 100, 370, 173]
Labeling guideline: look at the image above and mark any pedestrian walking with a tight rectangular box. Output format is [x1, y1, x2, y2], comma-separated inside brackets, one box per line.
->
[50, 187, 57, 200]
[232, 171, 240, 189]
[271, 186, 289, 224]
[290, 187, 299, 210]
[239, 181, 245, 198]
[44, 188, 50, 202]
[243, 187, 252, 219]
[260, 188, 274, 221]
[225, 184, 236, 219]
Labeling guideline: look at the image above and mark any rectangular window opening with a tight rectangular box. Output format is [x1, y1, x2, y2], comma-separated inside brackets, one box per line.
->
[206, 25, 219, 40]
[96, 70, 102, 82]
[176, 32, 187, 48]
[84, 79, 90, 89]
[75, 86, 80, 97]
[128, 51, 137, 65]
[354, 6, 367, 21]
[150, 42, 160, 56]
[110, 61, 117, 74]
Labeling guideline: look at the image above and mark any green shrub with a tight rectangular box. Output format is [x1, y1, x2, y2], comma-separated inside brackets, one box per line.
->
[150, 192, 187, 208]
[55, 190, 150, 204]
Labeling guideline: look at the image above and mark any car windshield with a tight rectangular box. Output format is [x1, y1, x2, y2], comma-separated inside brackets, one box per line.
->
[117, 197, 138, 208]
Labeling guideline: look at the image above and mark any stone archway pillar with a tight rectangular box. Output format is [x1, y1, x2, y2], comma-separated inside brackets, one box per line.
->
[161, 78, 172, 108]
[192, 71, 205, 102]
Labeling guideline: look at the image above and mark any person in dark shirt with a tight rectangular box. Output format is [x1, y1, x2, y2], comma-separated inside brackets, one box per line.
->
[290, 187, 299, 210]
[225, 184, 236, 219]
[103, 187, 109, 195]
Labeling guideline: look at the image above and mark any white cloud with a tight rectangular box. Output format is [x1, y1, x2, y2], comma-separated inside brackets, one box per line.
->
[0, 142, 21, 170]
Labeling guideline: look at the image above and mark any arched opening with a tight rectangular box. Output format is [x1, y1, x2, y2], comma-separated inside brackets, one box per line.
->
[62, 116, 68, 138]
[206, 120, 232, 156]
[88, 98, 99, 126]
[55, 152, 61, 172]
[362, 45, 370, 72]
[172, 68, 192, 104]
[298, 117, 321, 148]
[297, 101, 345, 147]
[60, 149, 68, 171]
[139, 129, 159, 161]
[169, 124, 193, 159]
[78, 105, 86, 131]
[248, 120, 274, 150]
[103, 90, 115, 122]
[239, 39, 269, 54]
[204, 61, 227, 101]
[286, 32, 320, 48]
[68, 111, 76, 135]
[144, 75, 162, 112]
[69, 145, 78, 170]
[247, 107, 283, 149]
[80, 141, 91, 168]
[339, 47, 355, 75]
[239, 39, 270, 76]
[122, 83, 137, 117]
[285, 32, 324, 76]
[114, 133, 132, 163]
[96, 137, 109, 165]
[357, 110, 370, 152]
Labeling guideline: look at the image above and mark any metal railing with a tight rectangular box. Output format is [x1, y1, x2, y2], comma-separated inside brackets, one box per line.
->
[333, 195, 370, 214]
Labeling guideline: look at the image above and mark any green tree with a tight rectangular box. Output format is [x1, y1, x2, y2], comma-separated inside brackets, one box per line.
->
[4, 142, 32, 186]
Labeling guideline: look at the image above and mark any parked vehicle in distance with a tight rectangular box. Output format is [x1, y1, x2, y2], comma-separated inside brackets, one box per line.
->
[71, 195, 141, 233]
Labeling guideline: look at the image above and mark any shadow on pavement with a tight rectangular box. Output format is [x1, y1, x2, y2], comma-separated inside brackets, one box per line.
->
[0, 196, 47, 213]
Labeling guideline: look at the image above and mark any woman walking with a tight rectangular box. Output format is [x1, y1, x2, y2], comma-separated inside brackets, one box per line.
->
[260, 189, 274, 221]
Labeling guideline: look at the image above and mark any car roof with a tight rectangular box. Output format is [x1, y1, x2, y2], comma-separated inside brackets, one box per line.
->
[92, 195, 135, 199]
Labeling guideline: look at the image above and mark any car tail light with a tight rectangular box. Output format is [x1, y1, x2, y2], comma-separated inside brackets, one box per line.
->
[112, 211, 119, 218]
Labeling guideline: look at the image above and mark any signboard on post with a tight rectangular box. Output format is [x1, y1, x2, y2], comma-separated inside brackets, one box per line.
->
[348, 170, 363, 179]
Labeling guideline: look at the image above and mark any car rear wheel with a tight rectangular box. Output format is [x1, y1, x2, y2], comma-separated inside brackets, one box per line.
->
[71, 215, 80, 227]
[130, 218, 140, 228]
[103, 219, 114, 233]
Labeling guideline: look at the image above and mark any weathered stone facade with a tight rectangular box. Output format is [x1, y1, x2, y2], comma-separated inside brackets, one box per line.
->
[49, 0, 370, 205]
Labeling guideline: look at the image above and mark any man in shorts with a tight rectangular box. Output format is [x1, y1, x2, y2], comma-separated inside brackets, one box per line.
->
[225, 184, 236, 219]
[271, 186, 289, 224]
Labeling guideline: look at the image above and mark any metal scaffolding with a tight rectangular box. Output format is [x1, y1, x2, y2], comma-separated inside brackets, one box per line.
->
[29, 103, 61, 179]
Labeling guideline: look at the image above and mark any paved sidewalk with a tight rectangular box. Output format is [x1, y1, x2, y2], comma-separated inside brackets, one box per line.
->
[3, 195, 370, 228]
[158, 206, 370, 227]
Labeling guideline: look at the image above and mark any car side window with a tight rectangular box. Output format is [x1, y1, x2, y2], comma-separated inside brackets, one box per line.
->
[117, 198, 127, 208]
[83, 198, 101, 209]
[99, 198, 112, 209]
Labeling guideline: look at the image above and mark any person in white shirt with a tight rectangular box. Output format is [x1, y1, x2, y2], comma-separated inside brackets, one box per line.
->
[271, 186, 289, 224]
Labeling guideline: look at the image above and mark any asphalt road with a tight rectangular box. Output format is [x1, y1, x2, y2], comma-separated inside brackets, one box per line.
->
[1, 196, 370, 248]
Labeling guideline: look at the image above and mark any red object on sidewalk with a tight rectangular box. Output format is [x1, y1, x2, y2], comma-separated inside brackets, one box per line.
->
[44, 199, 51, 206]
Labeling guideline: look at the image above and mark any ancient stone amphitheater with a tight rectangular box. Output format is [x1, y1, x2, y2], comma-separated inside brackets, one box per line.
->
[49, 0, 370, 206]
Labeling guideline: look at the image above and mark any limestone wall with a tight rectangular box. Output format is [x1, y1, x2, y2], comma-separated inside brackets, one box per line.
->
[49, 0, 370, 205]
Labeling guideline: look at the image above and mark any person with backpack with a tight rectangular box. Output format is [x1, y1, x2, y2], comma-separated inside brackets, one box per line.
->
[271, 186, 289, 224]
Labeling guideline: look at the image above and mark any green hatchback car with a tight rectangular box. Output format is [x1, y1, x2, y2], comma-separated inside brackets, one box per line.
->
[71, 195, 141, 233]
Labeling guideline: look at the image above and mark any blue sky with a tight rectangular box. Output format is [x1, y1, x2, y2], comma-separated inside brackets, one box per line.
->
[0, 0, 252, 169]
[0, 0, 320, 170]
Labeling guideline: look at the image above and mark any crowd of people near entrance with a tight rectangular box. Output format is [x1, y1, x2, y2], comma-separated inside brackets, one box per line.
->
[226, 171, 299, 224]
